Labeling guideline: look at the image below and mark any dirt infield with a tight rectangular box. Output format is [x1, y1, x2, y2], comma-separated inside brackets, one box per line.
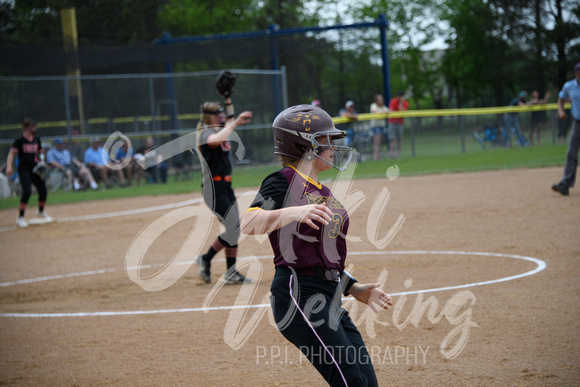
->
[0, 167, 578, 386]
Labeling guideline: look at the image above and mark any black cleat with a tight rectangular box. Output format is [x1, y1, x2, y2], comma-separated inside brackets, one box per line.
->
[551, 183, 569, 196]
[223, 270, 253, 285]
[197, 255, 211, 283]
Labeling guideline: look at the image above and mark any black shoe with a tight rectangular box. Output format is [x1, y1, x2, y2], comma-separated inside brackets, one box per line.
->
[551, 183, 569, 196]
[197, 255, 211, 283]
[223, 270, 253, 285]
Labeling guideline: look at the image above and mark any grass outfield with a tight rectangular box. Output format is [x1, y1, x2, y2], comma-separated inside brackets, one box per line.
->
[0, 144, 567, 211]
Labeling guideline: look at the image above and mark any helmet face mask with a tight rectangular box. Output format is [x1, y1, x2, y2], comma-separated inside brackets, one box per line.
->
[312, 131, 353, 171]
[272, 104, 353, 171]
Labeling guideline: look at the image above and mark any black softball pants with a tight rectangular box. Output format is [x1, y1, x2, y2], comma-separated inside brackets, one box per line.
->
[270, 269, 379, 387]
[18, 167, 47, 205]
[203, 181, 240, 248]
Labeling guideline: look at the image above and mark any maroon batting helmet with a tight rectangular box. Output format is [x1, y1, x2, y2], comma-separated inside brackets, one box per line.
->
[272, 104, 353, 171]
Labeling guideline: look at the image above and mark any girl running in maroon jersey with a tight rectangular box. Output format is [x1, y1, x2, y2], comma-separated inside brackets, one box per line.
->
[241, 105, 393, 386]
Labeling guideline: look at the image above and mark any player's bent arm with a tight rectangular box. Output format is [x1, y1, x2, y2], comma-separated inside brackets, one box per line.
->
[241, 208, 279, 235]
[241, 207, 307, 235]
[543, 91, 551, 103]
[207, 111, 253, 146]
[241, 203, 333, 235]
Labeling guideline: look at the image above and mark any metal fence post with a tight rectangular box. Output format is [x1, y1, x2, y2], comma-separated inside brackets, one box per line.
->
[551, 110, 556, 145]
[280, 66, 288, 110]
[148, 75, 156, 133]
[63, 78, 72, 144]
[410, 118, 416, 157]
[460, 115, 466, 153]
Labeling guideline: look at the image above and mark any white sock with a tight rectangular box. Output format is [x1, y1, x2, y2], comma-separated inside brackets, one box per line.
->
[90, 181, 98, 190]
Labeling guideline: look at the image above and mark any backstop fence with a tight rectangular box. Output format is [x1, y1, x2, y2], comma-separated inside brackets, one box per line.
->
[0, 68, 288, 168]
[0, 69, 572, 174]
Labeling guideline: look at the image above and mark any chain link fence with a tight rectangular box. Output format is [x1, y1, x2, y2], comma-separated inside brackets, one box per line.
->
[0, 69, 288, 170]
[1, 68, 572, 184]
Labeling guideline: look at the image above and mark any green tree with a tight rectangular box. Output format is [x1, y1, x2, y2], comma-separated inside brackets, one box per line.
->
[440, 0, 530, 107]
[440, 0, 579, 107]
[351, 0, 448, 109]
[544, 0, 580, 86]
[1, 0, 167, 44]
[158, 0, 254, 36]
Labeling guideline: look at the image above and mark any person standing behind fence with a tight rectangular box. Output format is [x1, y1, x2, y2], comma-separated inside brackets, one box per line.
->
[370, 94, 390, 161]
[388, 90, 409, 158]
[5, 118, 53, 228]
[503, 91, 530, 147]
[529, 90, 551, 146]
[196, 98, 253, 284]
[338, 100, 358, 147]
[551, 62, 580, 196]
[557, 107, 572, 144]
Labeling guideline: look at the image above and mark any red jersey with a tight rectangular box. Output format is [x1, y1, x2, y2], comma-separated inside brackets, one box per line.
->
[388, 97, 409, 124]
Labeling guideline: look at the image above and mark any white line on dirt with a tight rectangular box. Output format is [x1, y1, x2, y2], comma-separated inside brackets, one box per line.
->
[0, 251, 546, 318]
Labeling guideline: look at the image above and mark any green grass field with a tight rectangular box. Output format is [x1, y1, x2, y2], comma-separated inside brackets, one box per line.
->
[0, 142, 567, 211]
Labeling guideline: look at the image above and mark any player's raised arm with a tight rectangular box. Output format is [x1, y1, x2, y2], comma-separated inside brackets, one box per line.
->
[206, 110, 252, 146]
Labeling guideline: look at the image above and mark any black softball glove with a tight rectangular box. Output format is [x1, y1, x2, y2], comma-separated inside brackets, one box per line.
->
[216, 70, 236, 99]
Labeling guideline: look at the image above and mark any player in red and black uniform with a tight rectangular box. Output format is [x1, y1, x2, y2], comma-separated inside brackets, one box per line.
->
[196, 99, 253, 284]
[241, 105, 393, 387]
[6, 118, 53, 228]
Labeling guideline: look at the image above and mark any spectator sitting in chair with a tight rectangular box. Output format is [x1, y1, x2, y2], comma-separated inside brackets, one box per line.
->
[135, 136, 167, 184]
[114, 138, 137, 187]
[47, 138, 98, 191]
[84, 137, 126, 188]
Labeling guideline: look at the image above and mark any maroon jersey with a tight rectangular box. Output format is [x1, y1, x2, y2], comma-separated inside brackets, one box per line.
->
[11, 133, 42, 169]
[248, 166, 349, 271]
